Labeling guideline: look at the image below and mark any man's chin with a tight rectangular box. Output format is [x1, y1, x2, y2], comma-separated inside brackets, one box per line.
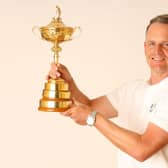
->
[151, 66, 168, 74]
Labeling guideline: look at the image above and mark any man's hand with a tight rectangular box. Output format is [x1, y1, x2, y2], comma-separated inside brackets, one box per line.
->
[47, 63, 73, 83]
[61, 98, 93, 125]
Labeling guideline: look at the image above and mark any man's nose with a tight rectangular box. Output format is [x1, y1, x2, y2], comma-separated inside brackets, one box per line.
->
[154, 44, 164, 55]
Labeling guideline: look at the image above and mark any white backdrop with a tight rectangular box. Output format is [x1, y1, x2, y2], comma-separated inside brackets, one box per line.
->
[0, 0, 168, 168]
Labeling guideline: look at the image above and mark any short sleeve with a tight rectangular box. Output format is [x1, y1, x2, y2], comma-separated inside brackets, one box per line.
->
[149, 96, 168, 132]
[106, 88, 120, 111]
[106, 84, 127, 112]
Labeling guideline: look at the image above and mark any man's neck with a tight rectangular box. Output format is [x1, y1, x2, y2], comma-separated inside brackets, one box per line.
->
[149, 72, 168, 85]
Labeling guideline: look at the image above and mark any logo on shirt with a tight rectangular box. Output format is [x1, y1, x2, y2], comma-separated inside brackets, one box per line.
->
[149, 103, 157, 113]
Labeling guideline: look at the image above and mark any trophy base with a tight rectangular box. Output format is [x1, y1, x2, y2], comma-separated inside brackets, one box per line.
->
[38, 107, 69, 112]
[38, 78, 72, 112]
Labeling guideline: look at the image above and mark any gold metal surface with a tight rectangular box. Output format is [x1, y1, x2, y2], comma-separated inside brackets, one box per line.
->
[38, 77, 71, 112]
[38, 98, 72, 112]
[43, 90, 70, 99]
[38, 107, 69, 112]
[39, 99, 72, 108]
[33, 6, 80, 112]
[33, 6, 80, 64]
[45, 82, 69, 91]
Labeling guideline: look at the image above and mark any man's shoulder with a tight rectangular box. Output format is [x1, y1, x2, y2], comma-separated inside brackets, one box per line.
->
[107, 79, 147, 98]
[120, 79, 147, 90]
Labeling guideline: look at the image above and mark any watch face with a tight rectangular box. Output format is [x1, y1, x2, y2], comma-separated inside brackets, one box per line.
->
[86, 111, 97, 126]
[87, 116, 94, 125]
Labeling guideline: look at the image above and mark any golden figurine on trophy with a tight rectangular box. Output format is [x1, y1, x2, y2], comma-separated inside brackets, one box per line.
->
[33, 6, 80, 112]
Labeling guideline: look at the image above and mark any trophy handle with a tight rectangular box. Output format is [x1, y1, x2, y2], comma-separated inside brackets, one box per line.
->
[32, 26, 42, 39]
[71, 26, 81, 40]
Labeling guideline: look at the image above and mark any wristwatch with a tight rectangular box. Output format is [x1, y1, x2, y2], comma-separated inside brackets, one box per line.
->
[86, 111, 98, 126]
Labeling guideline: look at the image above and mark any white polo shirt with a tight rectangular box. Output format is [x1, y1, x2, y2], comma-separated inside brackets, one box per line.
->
[107, 77, 168, 168]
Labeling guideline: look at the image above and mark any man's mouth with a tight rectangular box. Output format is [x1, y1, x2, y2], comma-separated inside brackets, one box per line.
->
[152, 57, 165, 61]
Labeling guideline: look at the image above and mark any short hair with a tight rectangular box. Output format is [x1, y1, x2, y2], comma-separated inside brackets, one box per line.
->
[146, 14, 168, 33]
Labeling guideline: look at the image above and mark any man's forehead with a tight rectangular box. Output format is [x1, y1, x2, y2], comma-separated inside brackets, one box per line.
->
[147, 23, 168, 33]
[146, 23, 168, 40]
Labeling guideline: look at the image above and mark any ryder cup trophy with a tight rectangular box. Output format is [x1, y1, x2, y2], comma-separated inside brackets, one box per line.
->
[33, 6, 80, 112]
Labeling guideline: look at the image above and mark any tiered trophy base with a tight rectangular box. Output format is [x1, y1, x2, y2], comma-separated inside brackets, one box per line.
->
[38, 107, 69, 112]
[38, 78, 72, 112]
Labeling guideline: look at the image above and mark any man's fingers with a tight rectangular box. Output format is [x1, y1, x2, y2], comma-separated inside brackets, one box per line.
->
[46, 75, 50, 80]
[51, 63, 59, 70]
[60, 109, 72, 116]
[48, 69, 61, 79]
[60, 112, 69, 116]
[72, 97, 83, 106]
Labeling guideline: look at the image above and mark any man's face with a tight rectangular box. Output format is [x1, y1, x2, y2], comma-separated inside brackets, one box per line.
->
[144, 23, 168, 74]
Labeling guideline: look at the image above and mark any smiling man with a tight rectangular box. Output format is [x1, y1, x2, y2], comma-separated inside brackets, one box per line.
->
[145, 21, 168, 82]
[48, 14, 168, 168]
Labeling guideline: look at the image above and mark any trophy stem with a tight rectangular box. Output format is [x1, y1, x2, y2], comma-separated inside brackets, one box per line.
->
[54, 41, 59, 64]
[52, 41, 62, 64]
[54, 51, 59, 64]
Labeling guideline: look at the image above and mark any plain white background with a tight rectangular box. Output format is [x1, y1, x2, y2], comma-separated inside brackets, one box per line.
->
[0, 0, 168, 168]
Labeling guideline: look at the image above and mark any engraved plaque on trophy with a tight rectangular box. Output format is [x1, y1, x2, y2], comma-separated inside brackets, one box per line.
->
[33, 6, 80, 112]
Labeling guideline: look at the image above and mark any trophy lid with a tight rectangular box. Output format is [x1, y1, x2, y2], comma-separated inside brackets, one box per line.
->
[41, 6, 72, 32]
[44, 15, 65, 29]
[39, 6, 75, 43]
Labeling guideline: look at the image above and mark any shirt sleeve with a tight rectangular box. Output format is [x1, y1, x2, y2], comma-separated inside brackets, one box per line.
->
[149, 96, 168, 132]
[106, 84, 126, 112]
[106, 81, 132, 112]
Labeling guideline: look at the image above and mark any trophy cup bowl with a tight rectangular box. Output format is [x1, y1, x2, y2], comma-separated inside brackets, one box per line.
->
[40, 26, 75, 42]
[33, 6, 80, 112]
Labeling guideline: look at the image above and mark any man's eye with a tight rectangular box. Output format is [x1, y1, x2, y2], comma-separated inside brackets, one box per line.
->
[163, 43, 168, 48]
[147, 42, 155, 47]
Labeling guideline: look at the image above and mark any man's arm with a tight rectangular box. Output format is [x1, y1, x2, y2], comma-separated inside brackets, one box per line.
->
[95, 113, 168, 162]
[48, 63, 117, 118]
[90, 96, 118, 118]
[62, 101, 168, 162]
[70, 81, 118, 118]
[69, 80, 118, 118]
[68, 73, 118, 118]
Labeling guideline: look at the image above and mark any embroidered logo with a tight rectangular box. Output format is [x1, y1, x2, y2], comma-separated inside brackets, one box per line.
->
[149, 103, 157, 113]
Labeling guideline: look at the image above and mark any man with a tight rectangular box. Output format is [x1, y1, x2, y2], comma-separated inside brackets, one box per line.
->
[48, 14, 168, 168]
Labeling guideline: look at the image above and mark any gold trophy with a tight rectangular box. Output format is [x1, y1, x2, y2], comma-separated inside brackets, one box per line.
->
[33, 6, 80, 112]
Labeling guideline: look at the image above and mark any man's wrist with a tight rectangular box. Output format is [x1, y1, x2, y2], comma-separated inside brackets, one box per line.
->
[86, 111, 98, 126]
